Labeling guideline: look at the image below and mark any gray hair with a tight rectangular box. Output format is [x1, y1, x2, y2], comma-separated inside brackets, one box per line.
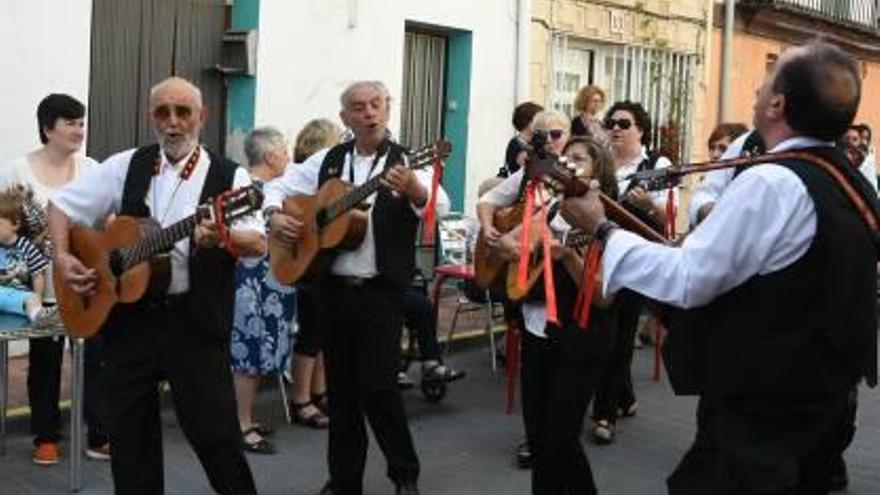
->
[339, 81, 391, 110]
[244, 126, 288, 166]
[149, 77, 203, 108]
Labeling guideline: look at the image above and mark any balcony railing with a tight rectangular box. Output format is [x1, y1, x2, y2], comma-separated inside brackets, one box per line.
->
[741, 0, 880, 31]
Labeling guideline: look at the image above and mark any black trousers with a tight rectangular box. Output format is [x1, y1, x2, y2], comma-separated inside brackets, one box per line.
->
[403, 286, 441, 362]
[322, 278, 420, 494]
[27, 335, 108, 447]
[293, 285, 324, 357]
[592, 292, 641, 422]
[521, 329, 606, 495]
[668, 394, 848, 495]
[102, 299, 256, 495]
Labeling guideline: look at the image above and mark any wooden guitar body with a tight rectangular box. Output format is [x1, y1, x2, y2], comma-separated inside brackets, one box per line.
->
[270, 178, 369, 284]
[505, 256, 545, 301]
[54, 216, 164, 338]
[473, 203, 524, 290]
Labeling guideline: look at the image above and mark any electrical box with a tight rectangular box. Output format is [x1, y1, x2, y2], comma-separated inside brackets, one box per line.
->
[219, 29, 258, 76]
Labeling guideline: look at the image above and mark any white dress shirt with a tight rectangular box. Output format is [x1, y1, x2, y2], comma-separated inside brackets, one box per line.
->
[262, 145, 444, 279]
[602, 136, 830, 309]
[51, 145, 264, 294]
[858, 150, 878, 194]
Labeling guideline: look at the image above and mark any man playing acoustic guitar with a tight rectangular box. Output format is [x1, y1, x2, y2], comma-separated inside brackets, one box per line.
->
[47, 77, 264, 495]
[264, 81, 434, 495]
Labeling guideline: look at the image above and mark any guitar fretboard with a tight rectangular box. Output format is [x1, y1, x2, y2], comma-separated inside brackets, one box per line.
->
[117, 209, 210, 271]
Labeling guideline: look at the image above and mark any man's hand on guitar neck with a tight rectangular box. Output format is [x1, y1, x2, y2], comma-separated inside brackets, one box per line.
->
[268, 211, 304, 248]
[381, 164, 428, 207]
[194, 219, 221, 248]
[55, 251, 98, 297]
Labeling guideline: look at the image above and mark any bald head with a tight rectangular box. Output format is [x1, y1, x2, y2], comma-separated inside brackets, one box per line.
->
[149, 77, 205, 161]
[149, 77, 203, 110]
[770, 41, 860, 141]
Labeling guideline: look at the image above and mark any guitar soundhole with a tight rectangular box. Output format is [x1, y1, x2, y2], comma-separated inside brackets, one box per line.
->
[315, 209, 328, 230]
[109, 250, 125, 278]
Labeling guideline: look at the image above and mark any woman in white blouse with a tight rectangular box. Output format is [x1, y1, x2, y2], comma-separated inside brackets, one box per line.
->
[0, 94, 106, 465]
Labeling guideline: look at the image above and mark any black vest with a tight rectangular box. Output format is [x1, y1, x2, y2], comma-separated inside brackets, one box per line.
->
[664, 146, 879, 399]
[318, 140, 418, 287]
[118, 144, 239, 340]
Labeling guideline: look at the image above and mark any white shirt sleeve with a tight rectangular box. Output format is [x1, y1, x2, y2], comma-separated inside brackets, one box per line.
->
[262, 149, 326, 211]
[602, 164, 816, 308]
[858, 152, 878, 194]
[648, 156, 677, 209]
[409, 166, 442, 217]
[478, 169, 523, 207]
[229, 167, 265, 236]
[49, 149, 131, 226]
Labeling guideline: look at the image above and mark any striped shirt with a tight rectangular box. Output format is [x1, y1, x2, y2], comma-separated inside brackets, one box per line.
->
[0, 236, 48, 291]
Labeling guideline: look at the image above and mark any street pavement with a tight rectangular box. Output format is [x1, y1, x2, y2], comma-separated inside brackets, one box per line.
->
[1, 339, 878, 494]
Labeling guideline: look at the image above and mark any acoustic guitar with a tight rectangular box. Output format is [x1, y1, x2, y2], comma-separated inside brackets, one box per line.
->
[270, 140, 451, 285]
[54, 185, 263, 338]
[472, 202, 524, 290]
[505, 228, 593, 301]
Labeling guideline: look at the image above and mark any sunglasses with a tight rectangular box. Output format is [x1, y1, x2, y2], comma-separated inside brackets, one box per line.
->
[152, 104, 194, 120]
[547, 129, 565, 141]
[604, 118, 633, 131]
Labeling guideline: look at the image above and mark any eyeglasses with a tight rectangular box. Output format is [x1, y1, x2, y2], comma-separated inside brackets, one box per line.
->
[152, 104, 194, 120]
[604, 118, 633, 131]
[548, 129, 565, 141]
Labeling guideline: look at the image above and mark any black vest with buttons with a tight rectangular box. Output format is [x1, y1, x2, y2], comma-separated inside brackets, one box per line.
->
[664, 146, 879, 399]
[118, 144, 239, 341]
[317, 139, 419, 288]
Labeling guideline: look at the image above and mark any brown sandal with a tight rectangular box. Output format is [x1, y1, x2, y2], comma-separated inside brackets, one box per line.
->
[289, 401, 329, 429]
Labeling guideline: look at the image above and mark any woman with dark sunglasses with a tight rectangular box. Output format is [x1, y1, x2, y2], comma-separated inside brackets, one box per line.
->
[589, 100, 675, 446]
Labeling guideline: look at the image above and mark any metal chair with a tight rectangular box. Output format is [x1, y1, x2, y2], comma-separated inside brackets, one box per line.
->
[0, 314, 84, 492]
[430, 213, 503, 373]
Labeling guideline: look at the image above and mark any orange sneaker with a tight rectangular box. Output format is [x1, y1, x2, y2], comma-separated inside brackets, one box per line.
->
[33, 442, 60, 466]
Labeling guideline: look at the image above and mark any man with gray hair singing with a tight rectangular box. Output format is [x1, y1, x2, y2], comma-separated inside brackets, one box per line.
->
[265, 81, 434, 495]
[49, 77, 264, 494]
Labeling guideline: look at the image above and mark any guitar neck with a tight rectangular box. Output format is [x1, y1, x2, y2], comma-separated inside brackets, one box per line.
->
[118, 211, 208, 271]
[323, 171, 388, 224]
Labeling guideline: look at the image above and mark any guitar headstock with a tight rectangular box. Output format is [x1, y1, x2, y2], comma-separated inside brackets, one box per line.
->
[525, 155, 590, 198]
[210, 185, 264, 225]
[407, 139, 452, 171]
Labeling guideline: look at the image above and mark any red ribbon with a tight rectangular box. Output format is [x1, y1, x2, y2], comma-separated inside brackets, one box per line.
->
[573, 242, 602, 330]
[421, 155, 444, 245]
[537, 187, 557, 326]
[213, 191, 238, 259]
[505, 317, 521, 414]
[516, 181, 536, 291]
[665, 188, 676, 239]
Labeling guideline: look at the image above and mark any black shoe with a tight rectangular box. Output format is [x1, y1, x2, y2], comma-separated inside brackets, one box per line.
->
[395, 482, 420, 495]
[422, 364, 466, 384]
[515, 440, 532, 469]
[317, 480, 335, 495]
[828, 456, 849, 492]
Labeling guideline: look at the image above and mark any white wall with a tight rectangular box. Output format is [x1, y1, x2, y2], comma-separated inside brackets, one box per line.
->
[255, 0, 520, 215]
[0, 0, 93, 165]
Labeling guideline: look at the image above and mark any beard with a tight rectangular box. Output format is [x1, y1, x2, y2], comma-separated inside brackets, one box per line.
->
[155, 130, 199, 162]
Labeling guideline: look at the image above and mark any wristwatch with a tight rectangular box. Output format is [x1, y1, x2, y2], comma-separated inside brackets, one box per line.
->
[594, 219, 620, 245]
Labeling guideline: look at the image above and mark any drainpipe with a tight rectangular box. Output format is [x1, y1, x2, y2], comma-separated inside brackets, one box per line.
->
[515, 0, 531, 103]
[719, 0, 735, 123]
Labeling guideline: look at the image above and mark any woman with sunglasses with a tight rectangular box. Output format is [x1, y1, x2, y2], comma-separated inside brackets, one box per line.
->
[486, 136, 619, 494]
[589, 100, 674, 446]
[478, 109, 571, 470]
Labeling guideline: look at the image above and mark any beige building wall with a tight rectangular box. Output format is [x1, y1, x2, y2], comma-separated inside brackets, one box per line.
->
[529, 0, 715, 227]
